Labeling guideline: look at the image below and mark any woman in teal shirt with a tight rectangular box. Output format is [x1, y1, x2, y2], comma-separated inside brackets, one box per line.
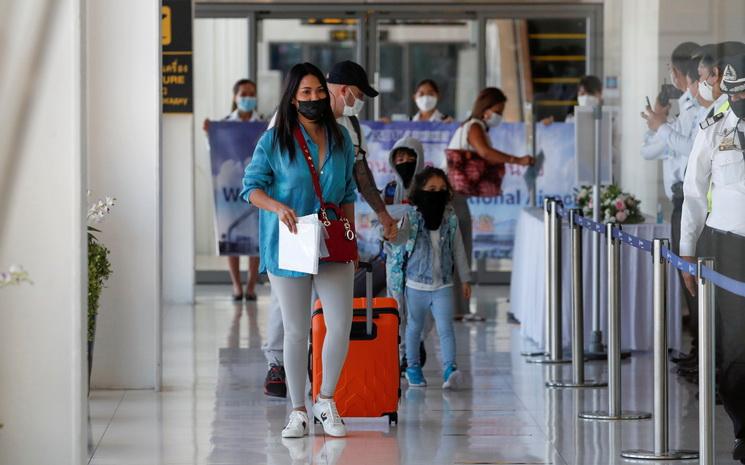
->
[241, 62, 357, 439]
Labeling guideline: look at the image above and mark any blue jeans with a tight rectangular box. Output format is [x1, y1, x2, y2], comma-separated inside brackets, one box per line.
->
[405, 286, 456, 369]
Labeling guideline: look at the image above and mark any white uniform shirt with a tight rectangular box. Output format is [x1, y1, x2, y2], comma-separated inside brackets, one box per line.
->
[412, 109, 447, 122]
[642, 91, 700, 199]
[680, 109, 745, 256]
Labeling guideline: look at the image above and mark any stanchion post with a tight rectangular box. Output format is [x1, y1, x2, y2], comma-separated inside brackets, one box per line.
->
[549, 199, 562, 360]
[579, 223, 650, 420]
[546, 209, 606, 387]
[621, 239, 698, 459]
[698, 258, 716, 465]
[545, 198, 553, 355]
[528, 199, 571, 364]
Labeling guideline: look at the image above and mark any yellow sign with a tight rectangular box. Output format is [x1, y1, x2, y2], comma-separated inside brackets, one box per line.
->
[161, 6, 172, 46]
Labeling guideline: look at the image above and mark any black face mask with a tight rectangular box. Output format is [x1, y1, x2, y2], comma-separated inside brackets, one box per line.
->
[730, 96, 745, 120]
[395, 161, 417, 188]
[411, 189, 449, 230]
[297, 99, 327, 121]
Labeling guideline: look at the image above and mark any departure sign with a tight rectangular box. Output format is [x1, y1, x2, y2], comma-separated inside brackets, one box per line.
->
[162, 0, 192, 113]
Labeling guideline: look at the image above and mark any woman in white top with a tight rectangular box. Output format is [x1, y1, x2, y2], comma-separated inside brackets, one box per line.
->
[411, 79, 454, 122]
[445, 87, 533, 318]
[203, 79, 264, 301]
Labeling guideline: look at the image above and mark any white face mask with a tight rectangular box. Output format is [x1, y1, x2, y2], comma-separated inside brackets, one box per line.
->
[485, 112, 503, 128]
[698, 79, 714, 103]
[342, 89, 365, 116]
[415, 95, 438, 113]
[577, 95, 599, 107]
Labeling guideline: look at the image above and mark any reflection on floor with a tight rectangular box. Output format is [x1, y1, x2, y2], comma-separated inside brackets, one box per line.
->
[89, 284, 740, 464]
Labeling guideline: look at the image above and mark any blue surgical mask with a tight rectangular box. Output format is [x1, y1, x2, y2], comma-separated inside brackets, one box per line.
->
[236, 96, 257, 113]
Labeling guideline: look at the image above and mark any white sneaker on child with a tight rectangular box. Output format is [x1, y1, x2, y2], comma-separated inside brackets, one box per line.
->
[312, 397, 347, 437]
[281, 410, 309, 438]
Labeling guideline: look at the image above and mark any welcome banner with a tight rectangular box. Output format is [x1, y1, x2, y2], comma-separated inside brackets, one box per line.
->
[207, 121, 576, 259]
[355, 121, 577, 260]
[207, 121, 267, 256]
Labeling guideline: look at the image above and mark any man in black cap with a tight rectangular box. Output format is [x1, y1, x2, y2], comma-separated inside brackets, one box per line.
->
[326, 60, 398, 240]
[681, 50, 745, 463]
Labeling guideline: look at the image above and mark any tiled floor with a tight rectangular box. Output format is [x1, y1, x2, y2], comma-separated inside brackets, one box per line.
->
[88, 284, 741, 464]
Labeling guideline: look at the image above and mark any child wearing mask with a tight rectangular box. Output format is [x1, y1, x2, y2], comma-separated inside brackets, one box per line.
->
[388, 167, 472, 390]
[383, 137, 434, 372]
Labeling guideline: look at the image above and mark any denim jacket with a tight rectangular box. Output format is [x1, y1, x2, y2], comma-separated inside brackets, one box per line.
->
[388, 206, 471, 292]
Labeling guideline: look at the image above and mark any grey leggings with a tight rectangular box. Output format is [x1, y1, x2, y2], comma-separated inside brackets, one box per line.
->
[268, 262, 354, 408]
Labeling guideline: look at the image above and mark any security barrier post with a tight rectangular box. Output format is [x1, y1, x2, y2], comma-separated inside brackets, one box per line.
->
[579, 223, 651, 420]
[546, 209, 606, 387]
[698, 258, 716, 465]
[529, 199, 571, 364]
[621, 239, 697, 459]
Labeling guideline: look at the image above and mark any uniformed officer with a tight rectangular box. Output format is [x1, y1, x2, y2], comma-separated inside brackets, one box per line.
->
[680, 49, 745, 463]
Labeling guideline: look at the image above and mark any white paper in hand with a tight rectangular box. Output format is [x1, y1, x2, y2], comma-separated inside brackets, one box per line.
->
[279, 214, 321, 274]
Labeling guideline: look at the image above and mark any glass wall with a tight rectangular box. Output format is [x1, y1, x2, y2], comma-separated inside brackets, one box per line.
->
[257, 18, 358, 109]
[376, 19, 477, 121]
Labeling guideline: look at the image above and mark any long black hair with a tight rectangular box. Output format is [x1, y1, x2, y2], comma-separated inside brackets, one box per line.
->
[230, 79, 256, 112]
[273, 62, 344, 161]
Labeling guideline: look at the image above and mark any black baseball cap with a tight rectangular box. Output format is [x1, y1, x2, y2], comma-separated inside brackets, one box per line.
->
[721, 54, 745, 94]
[327, 60, 379, 98]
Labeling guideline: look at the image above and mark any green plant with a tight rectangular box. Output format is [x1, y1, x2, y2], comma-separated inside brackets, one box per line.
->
[87, 231, 112, 342]
[86, 193, 115, 343]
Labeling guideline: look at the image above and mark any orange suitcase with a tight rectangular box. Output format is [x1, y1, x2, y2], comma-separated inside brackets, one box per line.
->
[310, 262, 400, 425]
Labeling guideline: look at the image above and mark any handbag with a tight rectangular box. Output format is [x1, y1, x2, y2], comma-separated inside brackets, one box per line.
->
[293, 127, 359, 263]
[445, 120, 505, 197]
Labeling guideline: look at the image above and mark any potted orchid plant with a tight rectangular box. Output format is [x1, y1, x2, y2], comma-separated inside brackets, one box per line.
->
[87, 193, 115, 389]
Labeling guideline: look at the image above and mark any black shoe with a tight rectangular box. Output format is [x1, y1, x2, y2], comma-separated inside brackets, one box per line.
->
[420, 342, 427, 368]
[264, 365, 287, 398]
[400, 356, 407, 376]
[245, 292, 257, 301]
[733, 438, 745, 462]
[232, 292, 244, 301]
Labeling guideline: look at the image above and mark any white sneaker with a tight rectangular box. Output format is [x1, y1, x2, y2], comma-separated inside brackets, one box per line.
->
[281, 410, 309, 438]
[312, 397, 347, 437]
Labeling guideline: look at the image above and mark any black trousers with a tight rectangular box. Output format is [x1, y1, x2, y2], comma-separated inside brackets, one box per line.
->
[670, 183, 699, 347]
[701, 226, 745, 439]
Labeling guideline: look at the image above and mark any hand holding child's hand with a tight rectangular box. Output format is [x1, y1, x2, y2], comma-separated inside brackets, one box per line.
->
[462, 283, 472, 300]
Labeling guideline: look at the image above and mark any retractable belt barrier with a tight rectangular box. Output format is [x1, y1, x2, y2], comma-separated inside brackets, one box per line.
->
[534, 197, 745, 464]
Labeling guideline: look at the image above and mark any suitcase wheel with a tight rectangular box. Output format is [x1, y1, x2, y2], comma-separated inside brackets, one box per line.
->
[386, 412, 398, 426]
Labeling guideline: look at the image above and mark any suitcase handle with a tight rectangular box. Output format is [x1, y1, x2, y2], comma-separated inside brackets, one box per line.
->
[358, 261, 373, 336]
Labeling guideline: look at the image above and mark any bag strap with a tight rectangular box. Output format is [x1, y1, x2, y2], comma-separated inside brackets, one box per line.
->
[349, 116, 366, 157]
[293, 127, 324, 204]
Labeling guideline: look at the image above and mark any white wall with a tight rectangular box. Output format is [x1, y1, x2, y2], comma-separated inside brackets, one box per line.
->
[618, 0, 661, 214]
[194, 19, 249, 257]
[0, 0, 86, 463]
[87, 0, 161, 389]
[163, 114, 195, 304]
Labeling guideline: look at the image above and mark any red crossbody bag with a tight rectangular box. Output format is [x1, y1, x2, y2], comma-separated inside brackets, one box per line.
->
[293, 127, 358, 263]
